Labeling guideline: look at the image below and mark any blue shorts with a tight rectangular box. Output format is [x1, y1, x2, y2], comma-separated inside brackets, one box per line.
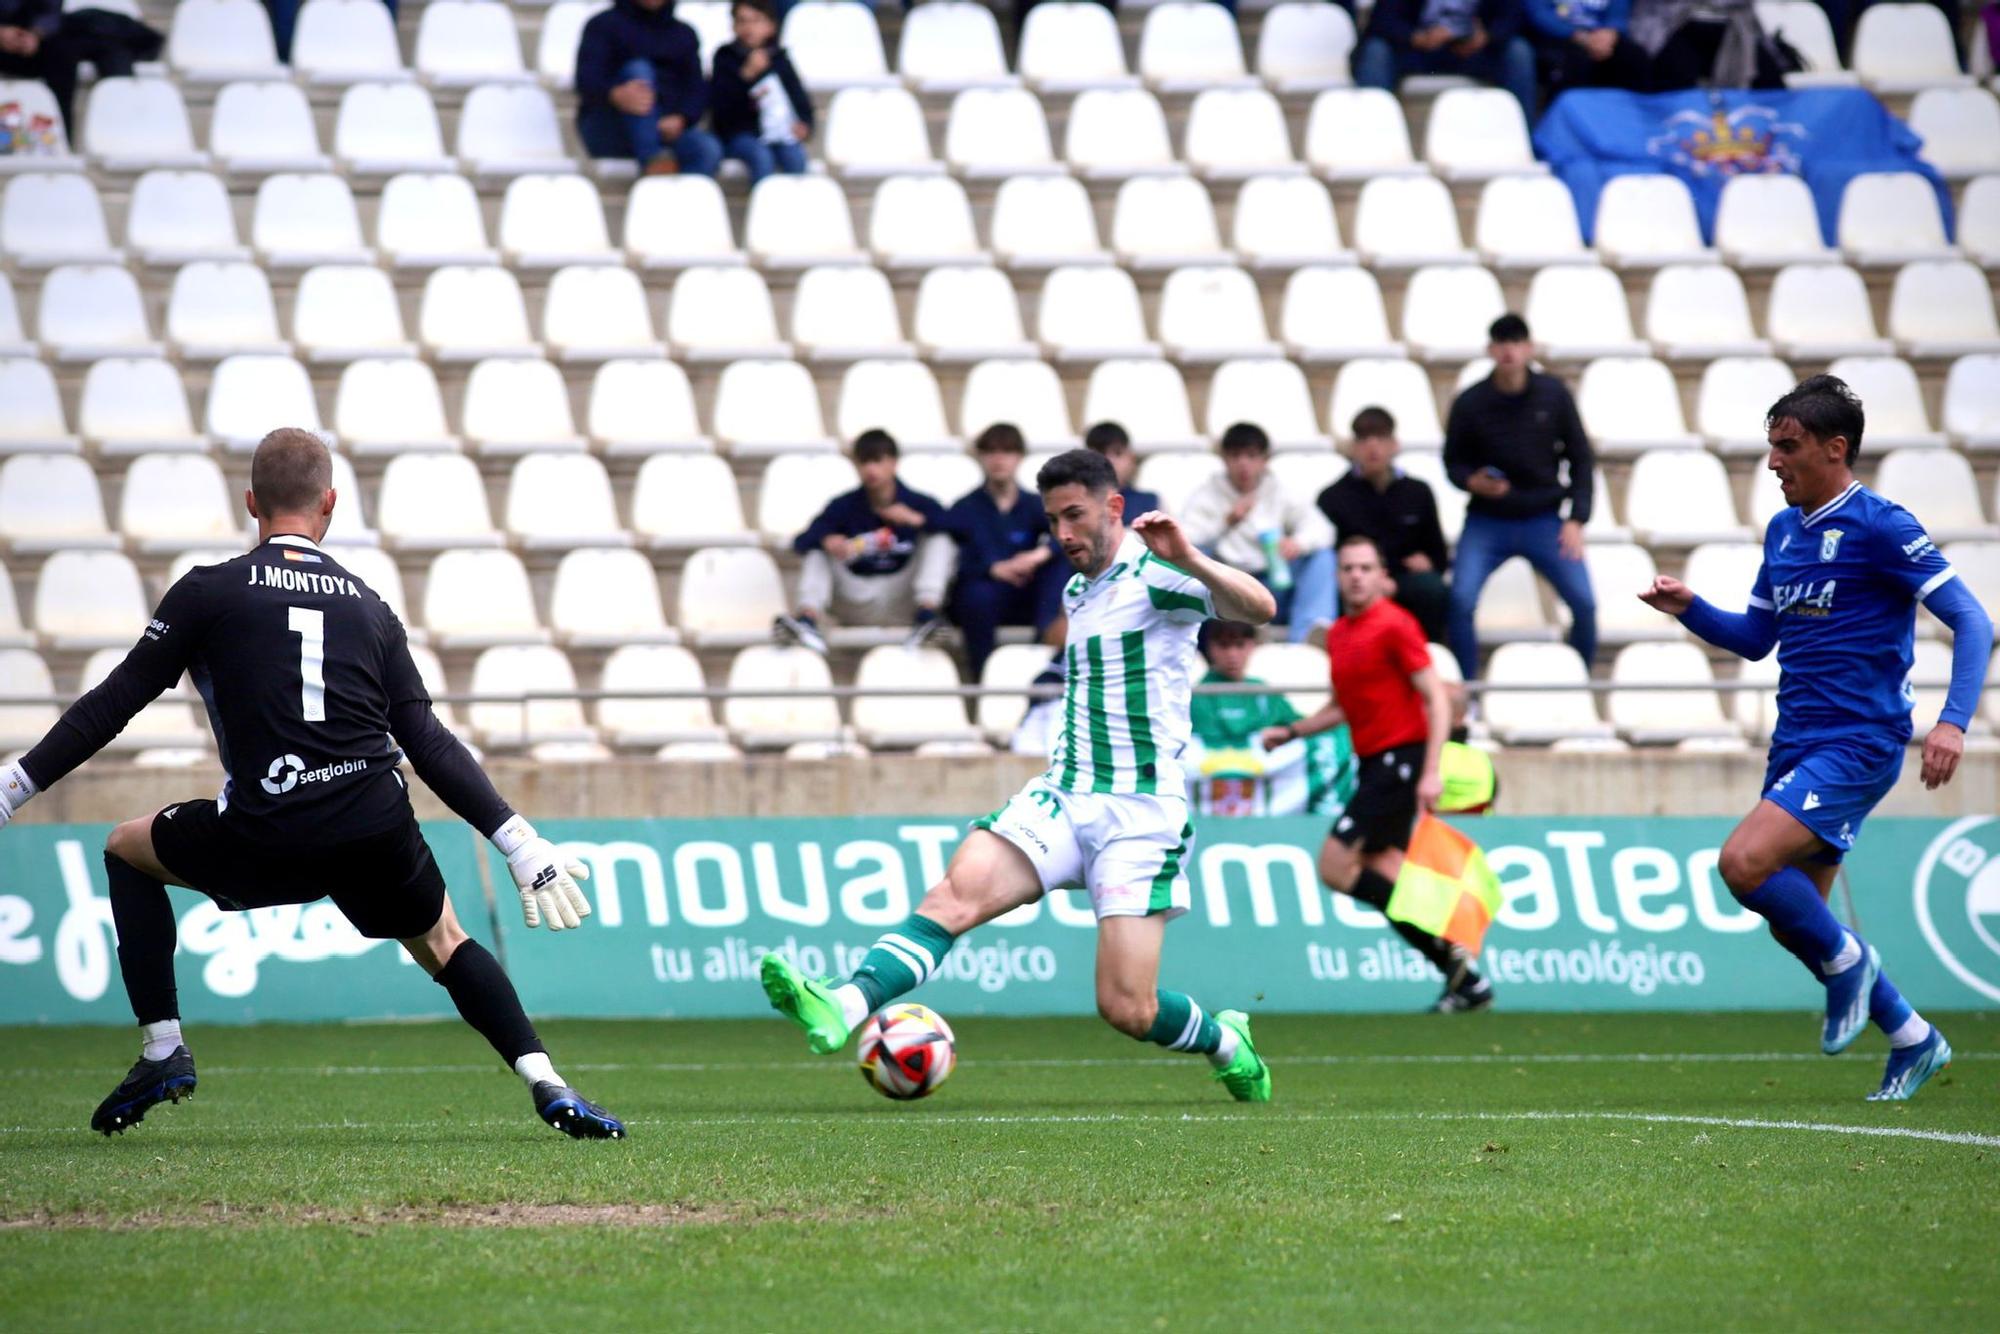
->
[1761, 731, 1905, 863]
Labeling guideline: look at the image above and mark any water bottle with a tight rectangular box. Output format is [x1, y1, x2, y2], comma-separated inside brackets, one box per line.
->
[1259, 529, 1293, 592]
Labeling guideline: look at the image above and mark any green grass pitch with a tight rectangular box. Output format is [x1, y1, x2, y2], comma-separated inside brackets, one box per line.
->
[3, 1011, 1997, 1330]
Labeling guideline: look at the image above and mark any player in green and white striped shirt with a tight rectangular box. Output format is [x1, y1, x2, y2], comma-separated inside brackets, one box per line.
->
[761, 449, 1279, 1101]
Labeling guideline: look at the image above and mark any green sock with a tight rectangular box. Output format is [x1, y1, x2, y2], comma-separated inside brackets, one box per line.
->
[1145, 989, 1223, 1054]
[849, 913, 958, 1009]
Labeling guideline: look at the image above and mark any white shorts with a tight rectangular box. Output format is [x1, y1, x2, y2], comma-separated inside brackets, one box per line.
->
[972, 775, 1194, 920]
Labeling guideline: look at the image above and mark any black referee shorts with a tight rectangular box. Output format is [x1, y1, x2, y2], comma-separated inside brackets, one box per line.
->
[1329, 743, 1425, 855]
[149, 800, 448, 941]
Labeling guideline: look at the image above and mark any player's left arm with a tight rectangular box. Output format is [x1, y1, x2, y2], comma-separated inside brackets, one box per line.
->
[1130, 511, 1278, 625]
[0, 572, 209, 829]
[1878, 508, 1994, 789]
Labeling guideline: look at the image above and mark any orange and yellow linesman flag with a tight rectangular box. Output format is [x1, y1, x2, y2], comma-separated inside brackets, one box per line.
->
[1386, 814, 1504, 955]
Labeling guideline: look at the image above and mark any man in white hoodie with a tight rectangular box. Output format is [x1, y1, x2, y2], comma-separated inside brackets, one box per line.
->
[1181, 422, 1335, 643]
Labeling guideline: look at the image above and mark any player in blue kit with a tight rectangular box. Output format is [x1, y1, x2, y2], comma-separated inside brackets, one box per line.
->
[1641, 376, 1992, 1101]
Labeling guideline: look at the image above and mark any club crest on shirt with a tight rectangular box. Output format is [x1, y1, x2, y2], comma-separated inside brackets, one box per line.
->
[1820, 528, 1844, 561]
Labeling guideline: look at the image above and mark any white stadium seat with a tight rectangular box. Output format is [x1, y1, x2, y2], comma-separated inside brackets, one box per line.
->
[1083, 360, 1204, 453]
[1484, 643, 1614, 743]
[377, 454, 500, 551]
[507, 454, 629, 551]
[632, 454, 753, 549]
[293, 0, 406, 85]
[323, 452, 375, 546]
[1157, 266, 1281, 363]
[1941, 544, 2000, 640]
[1765, 262, 1894, 358]
[1134, 452, 1223, 516]
[1713, 173, 1834, 267]
[944, 87, 1060, 180]
[869, 175, 985, 269]
[725, 645, 844, 748]
[0, 273, 30, 357]
[1400, 265, 1506, 363]
[1646, 264, 1770, 359]
[1304, 88, 1419, 180]
[678, 547, 788, 646]
[1577, 358, 1702, 455]
[1257, 2, 1356, 93]
[0, 456, 114, 552]
[1874, 449, 1996, 541]
[1586, 545, 1680, 645]
[209, 80, 329, 175]
[0, 361, 76, 454]
[1960, 175, 2000, 268]
[34, 550, 149, 650]
[1523, 265, 1647, 361]
[419, 266, 539, 361]
[588, 359, 710, 456]
[1018, 0, 1136, 92]
[1327, 359, 1443, 449]
[1112, 175, 1228, 270]
[1851, 3, 1972, 92]
[335, 359, 460, 456]
[1424, 87, 1540, 181]
[542, 265, 663, 363]
[125, 170, 247, 266]
[377, 172, 497, 268]
[536, 0, 608, 90]
[913, 266, 1036, 362]
[666, 265, 788, 362]
[251, 172, 370, 267]
[1624, 450, 1751, 546]
[960, 359, 1077, 447]
[1248, 642, 1334, 717]
[1696, 356, 1798, 453]
[896, 452, 981, 507]
[711, 360, 836, 455]
[1184, 88, 1299, 181]
[1754, 1, 1850, 87]
[166, 260, 288, 361]
[462, 358, 587, 456]
[825, 87, 939, 179]
[623, 174, 738, 270]
[1944, 354, 2000, 451]
[552, 544, 676, 644]
[897, 2, 1014, 93]
[415, 1, 530, 88]
[78, 648, 207, 751]
[1352, 175, 1472, 267]
[78, 359, 204, 456]
[0, 649, 58, 748]
[1065, 89, 1178, 180]
[1473, 557, 1557, 645]
[1683, 543, 1767, 614]
[1233, 174, 1349, 270]
[757, 453, 862, 547]
[82, 78, 207, 172]
[1887, 260, 2000, 358]
[1138, 2, 1252, 92]
[745, 174, 866, 268]
[990, 175, 1109, 270]
[293, 264, 414, 363]
[1838, 172, 1955, 265]
[332, 547, 412, 624]
[1908, 88, 2000, 178]
[38, 264, 160, 361]
[598, 645, 724, 747]
[1206, 359, 1329, 452]
[457, 84, 569, 178]
[791, 266, 914, 364]
[678, 0, 732, 68]
[1475, 174, 1590, 269]
[1038, 266, 1160, 363]
[169, 0, 284, 83]
[1594, 175, 1713, 267]
[1609, 642, 1741, 744]
[1825, 355, 1946, 448]
[978, 643, 1059, 744]
[119, 455, 239, 554]
[468, 646, 594, 748]
[0, 79, 74, 173]
[836, 361, 959, 452]
[781, 1, 894, 91]
[853, 646, 980, 748]
[334, 82, 454, 175]
[424, 550, 547, 648]
[1281, 266, 1402, 363]
[2, 173, 118, 267]
[1270, 452, 1348, 504]
[497, 174, 615, 268]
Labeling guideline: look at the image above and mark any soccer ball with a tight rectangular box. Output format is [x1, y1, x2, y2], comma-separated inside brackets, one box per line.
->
[857, 1003, 957, 1100]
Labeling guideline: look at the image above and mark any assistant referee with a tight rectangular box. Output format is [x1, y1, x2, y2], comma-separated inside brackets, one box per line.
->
[1264, 534, 1494, 1012]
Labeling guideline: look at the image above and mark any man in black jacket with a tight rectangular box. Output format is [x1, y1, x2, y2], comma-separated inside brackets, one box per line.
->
[574, 0, 722, 176]
[711, 0, 813, 183]
[1317, 407, 1451, 642]
[1353, 0, 1541, 119]
[1442, 315, 1597, 678]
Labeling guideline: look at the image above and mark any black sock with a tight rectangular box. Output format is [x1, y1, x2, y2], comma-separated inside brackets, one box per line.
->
[106, 852, 178, 1025]
[1351, 867, 1465, 980]
[432, 940, 546, 1068]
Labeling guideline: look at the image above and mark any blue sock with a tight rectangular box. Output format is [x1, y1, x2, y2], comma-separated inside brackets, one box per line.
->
[1868, 968, 1914, 1034]
[1738, 867, 1845, 971]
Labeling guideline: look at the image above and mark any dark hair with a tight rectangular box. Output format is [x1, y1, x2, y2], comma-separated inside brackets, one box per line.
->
[1219, 422, 1270, 455]
[1488, 313, 1531, 344]
[1199, 619, 1258, 650]
[1036, 447, 1118, 496]
[250, 428, 333, 516]
[975, 422, 1026, 454]
[1350, 406, 1396, 441]
[733, 0, 777, 19]
[1083, 421, 1131, 453]
[851, 429, 899, 464]
[1337, 532, 1386, 562]
[1765, 374, 1865, 466]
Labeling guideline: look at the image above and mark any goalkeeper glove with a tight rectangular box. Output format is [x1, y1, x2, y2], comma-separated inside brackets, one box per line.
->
[492, 814, 592, 931]
[0, 761, 37, 831]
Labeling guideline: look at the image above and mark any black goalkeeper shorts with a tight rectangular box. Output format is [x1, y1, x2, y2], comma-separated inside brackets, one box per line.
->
[149, 798, 448, 941]
[1329, 744, 1425, 855]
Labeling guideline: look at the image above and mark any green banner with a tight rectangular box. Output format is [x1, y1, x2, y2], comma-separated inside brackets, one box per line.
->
[4, 816, 1999, 1024]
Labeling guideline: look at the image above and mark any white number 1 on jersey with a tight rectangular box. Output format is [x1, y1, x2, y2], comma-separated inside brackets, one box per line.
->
[288, 605, 326, 722]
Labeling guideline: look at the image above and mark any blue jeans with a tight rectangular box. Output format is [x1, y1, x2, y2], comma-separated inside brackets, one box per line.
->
[1267, 547, 1336, 644]
[722, 131, 807, 184]
[576, 59, 723, 175]
[1352, 34, 1540, 122]
[1447, 511, 1597, 678]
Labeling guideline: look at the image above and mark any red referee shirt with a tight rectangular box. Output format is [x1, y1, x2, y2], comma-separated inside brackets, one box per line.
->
[1326, 597, 1432, 758]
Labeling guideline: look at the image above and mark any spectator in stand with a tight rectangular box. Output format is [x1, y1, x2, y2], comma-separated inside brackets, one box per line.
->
[1526, 0, 1652, 94]
[777, 430, 955, 656]
[1083, 421, 1161, 518]
[710, 0, 813, 184]
[1630, 0, 1789, 89]
[944, 424, 1066, 679]
[1, 0, 161, 141]
[1443, 314, 1597, 680]
[575, 0, 723, 177]
[1182, 423, 1337, 643]
[1354, 0, 1541, 120]
[1316, 407, 1451, 642]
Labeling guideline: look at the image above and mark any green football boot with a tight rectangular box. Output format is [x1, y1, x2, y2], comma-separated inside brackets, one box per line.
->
[760, 953, 852, 1055]
[1212, 1010, 1271, 1103]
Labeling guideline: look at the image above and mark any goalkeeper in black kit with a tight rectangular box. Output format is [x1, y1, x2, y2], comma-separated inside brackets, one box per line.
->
[0, 428, 624, 1140]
